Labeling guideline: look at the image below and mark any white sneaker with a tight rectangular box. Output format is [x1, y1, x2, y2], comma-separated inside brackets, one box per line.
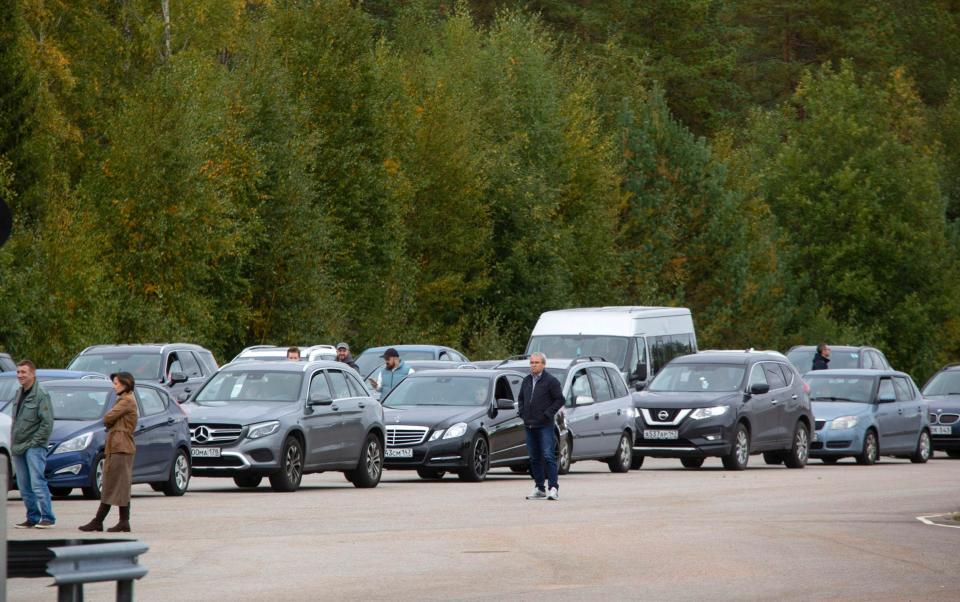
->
[546, 487, 559, 501]
[526, 487, 547, 500]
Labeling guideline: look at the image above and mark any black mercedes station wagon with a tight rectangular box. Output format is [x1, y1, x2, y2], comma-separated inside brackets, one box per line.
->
[632, 350, 814, 470]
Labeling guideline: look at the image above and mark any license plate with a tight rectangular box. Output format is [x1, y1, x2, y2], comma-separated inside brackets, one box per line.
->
[191, 447, 221, 458]
[644, 429, 678, 440]
[931, 425, 952, 436]
[385, 448, 413, 458]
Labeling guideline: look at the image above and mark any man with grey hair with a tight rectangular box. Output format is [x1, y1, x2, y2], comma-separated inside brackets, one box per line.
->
[517, 352, 565, 500]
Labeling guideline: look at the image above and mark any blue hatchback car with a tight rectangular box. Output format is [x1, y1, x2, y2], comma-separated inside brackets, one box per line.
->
[4, 379, 192, 498]
[806, 370, 931, 465]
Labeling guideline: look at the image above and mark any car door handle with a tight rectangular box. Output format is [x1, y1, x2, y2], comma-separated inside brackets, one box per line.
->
[770, 399, 778, 404]
[617, 409, 622, 416]
[358, 403, 366, 409]
[332, 405, 340, 412]
[594, 413, 600, 420]
[791, 395, 798, 400]
[166, 418, 175, 425]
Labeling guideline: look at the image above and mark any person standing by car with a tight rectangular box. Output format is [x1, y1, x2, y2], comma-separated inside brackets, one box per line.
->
[336, 342, 360, 372]
[518, 352, 565, 501]
[11, 360, 56, 529]
[286, 347, 301, 361]
[370, 348, 414, 398]
[812, 344, 831, 371]
[79, 372, 138, 533]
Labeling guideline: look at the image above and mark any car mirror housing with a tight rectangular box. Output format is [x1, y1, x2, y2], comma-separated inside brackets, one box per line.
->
[496, 398, 515, 411]
[575, 395, 595, 405]
[749, 383, 770, 395]
[308, 392, 334, 406]
[169, 371, 188, 384]
[877, 393, 896, 403]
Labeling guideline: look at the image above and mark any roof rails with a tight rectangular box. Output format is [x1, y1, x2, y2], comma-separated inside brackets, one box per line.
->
[456, 364, 478, 370]
[570, 356, 607, 365]
[493, 354, 530, 369]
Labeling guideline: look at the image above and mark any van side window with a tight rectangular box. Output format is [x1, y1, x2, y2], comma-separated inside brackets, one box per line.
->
[650, 334, 696, 372]
[632, 338, 648, 380]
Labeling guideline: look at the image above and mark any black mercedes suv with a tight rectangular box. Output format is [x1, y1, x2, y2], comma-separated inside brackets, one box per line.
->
[632, 350, 813, 470]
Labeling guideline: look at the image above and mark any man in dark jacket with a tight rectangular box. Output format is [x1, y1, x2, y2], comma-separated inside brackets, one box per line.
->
[812, 344, 831, 371]
[335, 342, 360, 372]
[11, 360, 56, 528]
[517, 352, 565, 500]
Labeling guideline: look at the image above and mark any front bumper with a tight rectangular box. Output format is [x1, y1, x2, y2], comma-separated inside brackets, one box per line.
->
[43, 449, 98, 488]
[191, 430, 282, 477]
[631, 414, 735, 458]
[809, 423, 863, 457]
[384, 437, 471, 470]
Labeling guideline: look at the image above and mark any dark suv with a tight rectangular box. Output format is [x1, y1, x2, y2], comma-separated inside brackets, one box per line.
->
[183, 360, 385, 491]
[786, 345, 892, 373]
[632, 351, 813, 470]
[921, 363, 960, 458]
[68, 343, 218, 402]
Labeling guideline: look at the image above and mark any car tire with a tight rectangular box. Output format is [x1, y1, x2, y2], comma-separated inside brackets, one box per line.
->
[783, 423, 809, 469]
[161, 449, 191, 496]
[457, 435, 490, 482]
[631, 454, 645, 470]
[762, 452, 783, 465]
[49, 487, 73, 498]
[150, 483, 165, 492]
[269, 437, 304, 492]
[509, 465, 529, 474]
[607, 432, 633, 473]
[348, 433, 384, 489]
[234, 476, 263, 488]
[416, 468, 445, 480]
[948, 450, 960, 459]
[855, 429, 879, 466]
[721, 423, 750, 471]
[557, 433, 572, 476]
[820, 457, 840, 464]
[680, 457, 704, 469]
[910, 430, 932, 464]
[81, 453, 105, 500]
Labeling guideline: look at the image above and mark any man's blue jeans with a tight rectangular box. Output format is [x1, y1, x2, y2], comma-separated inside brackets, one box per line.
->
[525, 425, 559, 491]
[12, 447, 56, 524]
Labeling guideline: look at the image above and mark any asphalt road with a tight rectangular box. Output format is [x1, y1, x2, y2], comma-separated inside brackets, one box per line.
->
[6, 455, 960, 601]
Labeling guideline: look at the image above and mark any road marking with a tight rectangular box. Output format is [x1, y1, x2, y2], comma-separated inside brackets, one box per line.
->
[917, 514, 960, 529]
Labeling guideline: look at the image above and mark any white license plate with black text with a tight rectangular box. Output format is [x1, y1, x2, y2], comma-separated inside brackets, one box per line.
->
[191, 447, 221, 458]
[385, 448, 413, 458]
[931, 425, 952, 436]
[644, 429, 679, 440]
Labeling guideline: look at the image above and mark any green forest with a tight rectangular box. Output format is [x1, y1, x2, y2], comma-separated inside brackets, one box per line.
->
[2, 0, 960, 381]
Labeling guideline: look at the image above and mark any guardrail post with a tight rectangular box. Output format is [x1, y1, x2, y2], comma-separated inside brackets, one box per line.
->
[46, 541, 149, 602]
[2, 460, 7, 602]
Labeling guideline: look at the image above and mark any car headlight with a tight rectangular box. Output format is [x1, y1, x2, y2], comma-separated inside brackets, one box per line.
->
[831, 416, 859, 430]
[689, 406, 729, 420]
[53, 432, 93, 455]
[442, 422, 468, 439]
[428, 429, 444, 442]
[247, 421, 281, 439]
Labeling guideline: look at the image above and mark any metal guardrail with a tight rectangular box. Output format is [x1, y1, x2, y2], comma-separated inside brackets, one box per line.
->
[47, 540, 149, 602]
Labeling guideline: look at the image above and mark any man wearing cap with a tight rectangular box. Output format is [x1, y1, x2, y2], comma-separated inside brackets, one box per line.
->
[370, 348, 414, 398]
[335, 342, 359, 372]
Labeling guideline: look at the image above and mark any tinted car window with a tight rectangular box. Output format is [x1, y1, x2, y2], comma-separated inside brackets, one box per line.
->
[587, 367, 613, 402]
[177, 352, 202, 377]
[861, 352, 874, 369]
[197, 371, 302, 402]
[327, 370, 352, 400]
[48, 388, 111, 420]
[138, 387, 167, 416]
[309, 372, 332, 399]
[569, 369, 592, 405]
[777, 363, 794, 387]
[763, 363, 786, 389]
[527, 335, 629, 370]
[383, 376, 490, 407]
[872, 351, 890, 370]
[649, 364, 745, 393]
[749, 364, 768, 387]
[606, 367, 628, 398]
[878, 378, 895, 400]
[346, 373, 368, 397]
[494, 376, 514, 401]
[70, 352, 161, 381]
[893, 377, 914, 401]
[807, 375, 876, 403]
[923, 370, 960, 396]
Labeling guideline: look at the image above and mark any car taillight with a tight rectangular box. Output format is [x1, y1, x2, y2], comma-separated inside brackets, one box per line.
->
[802, 380, 810, 394]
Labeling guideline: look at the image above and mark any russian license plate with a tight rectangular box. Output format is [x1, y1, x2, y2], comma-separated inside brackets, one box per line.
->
[644, 429, 678, 440]
[931, 425, 952, 436]
[191, 447, 221, 458]
[385, 448, 413, 458]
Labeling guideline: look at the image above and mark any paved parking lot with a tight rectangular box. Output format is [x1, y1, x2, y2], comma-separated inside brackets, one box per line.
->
[6, 456, 960, 601]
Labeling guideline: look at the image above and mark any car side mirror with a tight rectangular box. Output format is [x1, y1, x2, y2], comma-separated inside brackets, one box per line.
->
[575, 395, 595, 406]
[496, 398, 516, 411]
[635, 364, 648, 382]
[634, 381, 645, 392]
[170, 371, 188, 385]
[309, 392, 333, 406]
[877, 393, 896, 403]
[749, 383, 770, 395]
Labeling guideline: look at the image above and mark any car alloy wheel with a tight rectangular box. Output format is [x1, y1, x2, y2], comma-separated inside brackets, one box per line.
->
[736, 429, 749, 465]
[365, 438, 383, 481]
[174, 453, 190, 490]
[473, 437, 489, 477]
[96, 457, 104, 492]
[785, 424, 809, 469]
[911, 431, 931, 464]
[557, 434, 572, 475]
[722, 424, 750, 471]
[856, 430, 878, 465]
[285, 443, 303, 483]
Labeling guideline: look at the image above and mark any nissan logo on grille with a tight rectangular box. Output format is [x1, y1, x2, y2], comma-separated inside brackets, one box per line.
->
[193, 425, 211, 444]
[658, 410, 670, 421]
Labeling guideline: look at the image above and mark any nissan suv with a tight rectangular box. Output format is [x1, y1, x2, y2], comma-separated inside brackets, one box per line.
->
[632, 350, 813, 470]
[68, 343, 218, 402]
[182, 360, 385, 491]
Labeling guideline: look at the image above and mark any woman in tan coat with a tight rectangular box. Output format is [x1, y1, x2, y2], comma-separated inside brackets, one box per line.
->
[79, 371, 138, 532]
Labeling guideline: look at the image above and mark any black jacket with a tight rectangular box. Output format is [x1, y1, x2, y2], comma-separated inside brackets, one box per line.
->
[518, 371, 565, 428]
[338, 355, 360, 373]
[812, 353, 830, 371]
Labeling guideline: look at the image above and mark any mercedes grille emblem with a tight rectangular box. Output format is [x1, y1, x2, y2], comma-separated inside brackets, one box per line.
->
[657, 410, 670, 421]
[194, 425, 211, 443]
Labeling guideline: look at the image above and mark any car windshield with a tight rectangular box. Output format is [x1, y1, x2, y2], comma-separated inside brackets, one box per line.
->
[69, 353, 161, 381]
[922, 371, 960, 396]
[787, 348, 860, 372]
[0, 378, 18, 403]
[526, 336, 629, 369]
[47, 388, 112, 420]
[384, 376, 490, 407]
[356, 350, 437, 377]
[195, 371, 302, 403]
[807, 375, 876, 403]
[648, 364, 745, 393]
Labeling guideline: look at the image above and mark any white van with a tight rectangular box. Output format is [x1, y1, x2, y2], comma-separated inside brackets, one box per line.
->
[524, 306, 697, 389]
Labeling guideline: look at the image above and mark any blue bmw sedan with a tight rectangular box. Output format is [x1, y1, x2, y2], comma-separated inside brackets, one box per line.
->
[4, 379, 191, 498]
